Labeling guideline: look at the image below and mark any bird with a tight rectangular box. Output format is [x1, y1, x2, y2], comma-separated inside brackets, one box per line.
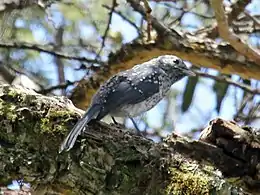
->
[60, 55, 195, 152]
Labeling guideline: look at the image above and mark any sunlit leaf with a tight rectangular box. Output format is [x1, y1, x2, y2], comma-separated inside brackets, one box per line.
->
[213, 74, 230, 113]
[181, 76, 198, 112]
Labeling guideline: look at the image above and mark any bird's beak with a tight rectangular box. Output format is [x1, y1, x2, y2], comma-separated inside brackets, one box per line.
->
[182, 68, 196, 76]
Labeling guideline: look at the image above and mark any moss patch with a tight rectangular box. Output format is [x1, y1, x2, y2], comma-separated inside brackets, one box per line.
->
[167, 167, 210, 195]
[39, 109, 75, 134]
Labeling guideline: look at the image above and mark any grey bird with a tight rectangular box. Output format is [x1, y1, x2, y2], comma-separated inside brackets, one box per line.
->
[60, 55, 195, 152]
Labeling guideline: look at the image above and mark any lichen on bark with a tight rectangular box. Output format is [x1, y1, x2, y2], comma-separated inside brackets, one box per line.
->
[0, 85, 254, 194]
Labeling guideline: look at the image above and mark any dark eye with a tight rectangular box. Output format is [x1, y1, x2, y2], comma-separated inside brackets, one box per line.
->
[173, 59, 180, 64]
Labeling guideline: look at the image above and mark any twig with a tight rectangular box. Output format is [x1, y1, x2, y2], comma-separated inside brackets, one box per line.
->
[228, 0, 251, 23]
[243, 11, 260, 27]
[8, 65, 45, 88]
[102, 4, 142, 36]
[95, 0, 117, 61]
[168, 0, 202, 27]
[210, 0, 260, 64]
[127, 0, 182, 40]
[54, 25, 66, 95]
[195, 71, 260, 95]
[233, 93, 255, 123]
[142, 0, 152, 41]
[38, 80, 76, 94]
[0, 42, 104, 64]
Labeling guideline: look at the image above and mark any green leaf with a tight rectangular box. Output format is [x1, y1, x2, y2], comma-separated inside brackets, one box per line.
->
[181, 76, 198, 112]
[213, 74, 230, 113]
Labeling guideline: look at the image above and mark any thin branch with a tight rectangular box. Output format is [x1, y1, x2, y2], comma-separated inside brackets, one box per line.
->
[0, 63, 15, 83]
[228, 0, 251, 23]
[142, 0, 152, 41]
[38, 80, 76, 94]
[102, 5, 142, 36]
[233, 93, 255, 123]
[243, 11, 260, 27]
[210, 0, 260, 65]
[8, 65, 46, 88]
[54, 25, 66, 95]
[0, 42, 104, 64]
[95, 0, 118, 60]
[168, 0, 202, 27]
[127, 0, 182, 40]
[195, 71, 260, 95]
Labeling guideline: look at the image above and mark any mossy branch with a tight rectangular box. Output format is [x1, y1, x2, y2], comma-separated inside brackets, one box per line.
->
[0, 85, 259, 195]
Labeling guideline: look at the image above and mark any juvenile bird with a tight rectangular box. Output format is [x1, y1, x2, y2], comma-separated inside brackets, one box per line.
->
[60, 55, 195, 152]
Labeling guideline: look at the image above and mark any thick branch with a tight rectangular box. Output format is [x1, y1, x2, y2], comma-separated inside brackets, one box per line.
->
[0, 85, 259, 194]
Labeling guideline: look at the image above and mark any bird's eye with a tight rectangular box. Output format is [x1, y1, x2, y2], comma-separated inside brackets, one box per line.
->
[173, 59, 180, 64]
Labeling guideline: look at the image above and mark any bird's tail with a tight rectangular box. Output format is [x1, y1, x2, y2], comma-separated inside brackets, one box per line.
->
[59, 104, 101, 153]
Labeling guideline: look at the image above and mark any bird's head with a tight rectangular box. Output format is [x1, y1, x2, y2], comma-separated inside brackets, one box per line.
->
[156, 55, 196, 78]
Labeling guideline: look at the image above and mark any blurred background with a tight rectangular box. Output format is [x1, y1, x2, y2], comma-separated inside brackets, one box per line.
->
[0, 0, 259, 144]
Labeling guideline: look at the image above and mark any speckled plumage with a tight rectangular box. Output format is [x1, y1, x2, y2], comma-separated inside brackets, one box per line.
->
[60, 55, 195, 152]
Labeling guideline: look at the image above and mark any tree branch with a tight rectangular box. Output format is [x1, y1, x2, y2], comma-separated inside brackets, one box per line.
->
[38, 80, 76, 94]
[0, 85, 260, 195]
[0, 41, 104, 65]
[0, 85, 259, 194]
[210, 0, 260, 64]
[0, 63, 15, 83]
[94, 0, 118, 62]
[54, 25, 66, 95]
[228, 0, 251, 23]
[102, 4, 142, 36]
[194, 71, 260, 95]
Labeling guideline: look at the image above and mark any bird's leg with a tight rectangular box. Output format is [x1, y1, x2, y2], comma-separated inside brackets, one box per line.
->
[111, 116, 125, 128]
[129, 117, 143, 136]
[111, 116, 118, 124]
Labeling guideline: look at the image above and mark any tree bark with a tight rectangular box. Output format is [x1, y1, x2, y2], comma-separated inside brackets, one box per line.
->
[0, 85, 259, 195]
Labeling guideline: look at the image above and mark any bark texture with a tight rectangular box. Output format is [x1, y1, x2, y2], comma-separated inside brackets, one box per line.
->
[0, 85, 259, 195]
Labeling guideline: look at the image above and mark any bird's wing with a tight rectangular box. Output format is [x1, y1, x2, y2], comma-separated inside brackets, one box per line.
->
[93, 66, 162, 119]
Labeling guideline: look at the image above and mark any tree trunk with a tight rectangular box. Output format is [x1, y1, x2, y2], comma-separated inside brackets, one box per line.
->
[0, 85, 259, 195]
